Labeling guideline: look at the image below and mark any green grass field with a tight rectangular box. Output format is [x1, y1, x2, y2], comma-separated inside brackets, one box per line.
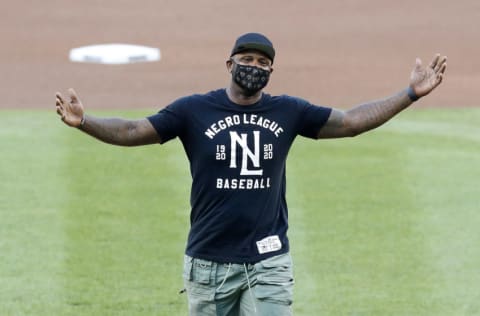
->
[1, 108, 479, 315]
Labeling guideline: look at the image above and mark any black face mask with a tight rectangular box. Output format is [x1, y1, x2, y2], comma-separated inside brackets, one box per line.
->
[231, 61, 271, 95]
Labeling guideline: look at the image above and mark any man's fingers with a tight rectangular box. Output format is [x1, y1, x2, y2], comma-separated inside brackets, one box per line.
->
[429, 53, 440, 69]
[438, 62, 447, 74]
[68, 88, 79, 103]
[435, 56, 447, 73]
[56, 96, 65, 118]
[56, 93, 67, 119]
[434, 62, 447, 86]
[414, 57, 422, 71]
[56, 105, 66, 121]
[438, 73, 443, 84]
[55, 92, 65, 105]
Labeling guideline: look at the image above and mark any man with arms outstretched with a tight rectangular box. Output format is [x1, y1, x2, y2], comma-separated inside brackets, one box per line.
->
[56, 33, 447, 316]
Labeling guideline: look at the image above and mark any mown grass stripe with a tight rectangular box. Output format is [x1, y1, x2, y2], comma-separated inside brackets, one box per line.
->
[0, 111, 67, 315]
[400, 110, 480, 315]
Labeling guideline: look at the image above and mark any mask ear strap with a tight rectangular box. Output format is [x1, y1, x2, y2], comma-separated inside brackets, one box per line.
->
[229, 58, 237, 74]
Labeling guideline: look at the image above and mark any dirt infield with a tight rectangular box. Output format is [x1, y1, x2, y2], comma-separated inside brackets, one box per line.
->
[1, 0, 478, 110]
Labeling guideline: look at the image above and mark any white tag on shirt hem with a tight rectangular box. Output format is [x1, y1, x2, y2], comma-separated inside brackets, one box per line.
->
[256, 235, 282, 254]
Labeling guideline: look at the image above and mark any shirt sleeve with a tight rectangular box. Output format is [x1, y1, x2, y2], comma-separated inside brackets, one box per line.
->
[294, 97, 332, 139]
[147, 97, 189, 144]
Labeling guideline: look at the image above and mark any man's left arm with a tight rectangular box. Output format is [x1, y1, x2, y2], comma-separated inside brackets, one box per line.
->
[317, 54, 447, 139]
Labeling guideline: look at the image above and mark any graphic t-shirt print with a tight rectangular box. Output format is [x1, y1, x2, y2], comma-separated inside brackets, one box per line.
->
[204, 113, 284, 190]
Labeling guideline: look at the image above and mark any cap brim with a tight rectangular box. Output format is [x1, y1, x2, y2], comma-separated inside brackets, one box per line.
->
[231, 43, 275, 62]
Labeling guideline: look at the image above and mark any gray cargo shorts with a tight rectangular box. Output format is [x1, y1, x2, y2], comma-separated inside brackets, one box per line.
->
[182, 253, 294, 316]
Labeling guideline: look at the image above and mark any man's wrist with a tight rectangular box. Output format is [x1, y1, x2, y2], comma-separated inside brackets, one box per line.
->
[78, 115, 86, 129]
[407, 86, 420, 102]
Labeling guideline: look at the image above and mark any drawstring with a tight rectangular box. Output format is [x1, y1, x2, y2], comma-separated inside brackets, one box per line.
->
[216, 262, 257, 315]
[244, 263, 257, 315]
[216, 263, 232, 292]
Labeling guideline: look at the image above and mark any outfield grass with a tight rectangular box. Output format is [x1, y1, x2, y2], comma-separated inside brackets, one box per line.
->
[1, 108, 479, 315]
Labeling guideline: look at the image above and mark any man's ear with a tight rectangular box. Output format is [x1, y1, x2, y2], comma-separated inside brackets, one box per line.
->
[269, 67, 274, 74]
[226, 59, 233, 73]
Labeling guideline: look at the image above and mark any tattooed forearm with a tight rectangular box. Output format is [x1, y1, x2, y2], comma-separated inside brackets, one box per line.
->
[345, 89, 412, 135]
[79, 115, 159, 146]
[317, 88, 413, 138]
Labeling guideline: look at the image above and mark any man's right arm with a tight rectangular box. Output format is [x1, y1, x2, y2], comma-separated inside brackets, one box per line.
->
[78, 115, 161, 146]
[56, 88, 161, 146]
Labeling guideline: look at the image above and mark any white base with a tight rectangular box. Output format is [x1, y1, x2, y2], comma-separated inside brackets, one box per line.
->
[69, 43, 161, 64]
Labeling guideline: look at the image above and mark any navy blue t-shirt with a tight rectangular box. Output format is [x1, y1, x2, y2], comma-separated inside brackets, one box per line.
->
[147, 89, 332, 263]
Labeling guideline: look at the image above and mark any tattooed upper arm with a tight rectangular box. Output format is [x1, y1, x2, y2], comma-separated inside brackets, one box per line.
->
[128, 118, 162, 146]
[316, 109, 354, 139]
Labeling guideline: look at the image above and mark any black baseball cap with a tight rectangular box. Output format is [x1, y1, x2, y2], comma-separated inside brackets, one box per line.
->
[230, 33, 275, 63]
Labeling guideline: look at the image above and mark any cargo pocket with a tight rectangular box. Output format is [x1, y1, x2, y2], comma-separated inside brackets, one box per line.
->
[192, 258, 214, 284]
[254, 254, 294, 306]
[185, 257, 216, 300]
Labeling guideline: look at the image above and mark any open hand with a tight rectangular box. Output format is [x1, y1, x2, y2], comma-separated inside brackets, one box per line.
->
[56, 88, 84, 127]
[410, 54, 447, 98]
